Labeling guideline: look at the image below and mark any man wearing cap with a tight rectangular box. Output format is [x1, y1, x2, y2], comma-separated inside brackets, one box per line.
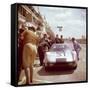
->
[21, 24, 39, 84]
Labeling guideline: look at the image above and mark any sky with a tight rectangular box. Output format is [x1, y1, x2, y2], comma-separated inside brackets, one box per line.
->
[38, 6, 86, 39]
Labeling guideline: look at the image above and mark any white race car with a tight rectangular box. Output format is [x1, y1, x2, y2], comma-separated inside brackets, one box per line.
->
[43, 43, 78, 70]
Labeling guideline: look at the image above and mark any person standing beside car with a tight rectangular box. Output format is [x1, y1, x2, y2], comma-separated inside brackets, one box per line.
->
[59, 35, 64, 43]
[38, 34, 50, 66]
[71, 37, 81, 60]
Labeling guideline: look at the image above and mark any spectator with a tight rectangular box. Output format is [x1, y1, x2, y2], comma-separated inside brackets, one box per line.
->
[55, 34, 60, 43]
[18, 24, 25, 82]
[38, 34, 50, 66]
[21, 25, 39, 84]
[59, 35, 64, 43]
[72, 37, 81, 60]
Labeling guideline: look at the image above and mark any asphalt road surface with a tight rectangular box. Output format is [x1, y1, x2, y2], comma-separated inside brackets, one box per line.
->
[18, 44, 87, 85]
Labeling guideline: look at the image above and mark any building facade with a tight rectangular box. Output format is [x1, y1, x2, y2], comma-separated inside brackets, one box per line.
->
[18, 5, 43, 30]
[18, 5, 55, 40]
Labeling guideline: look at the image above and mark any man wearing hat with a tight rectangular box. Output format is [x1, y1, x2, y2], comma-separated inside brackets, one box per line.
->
[21, 23, 39, 84]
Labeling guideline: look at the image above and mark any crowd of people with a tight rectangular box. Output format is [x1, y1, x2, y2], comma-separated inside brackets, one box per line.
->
[38, 34, 65, 66]
[18, 24, 81, 85]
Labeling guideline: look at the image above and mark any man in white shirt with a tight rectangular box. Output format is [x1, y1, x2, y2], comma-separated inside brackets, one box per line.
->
[72, 38, 81, 60]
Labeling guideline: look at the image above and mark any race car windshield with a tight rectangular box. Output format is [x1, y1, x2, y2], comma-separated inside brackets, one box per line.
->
[50, 44, 70, 51]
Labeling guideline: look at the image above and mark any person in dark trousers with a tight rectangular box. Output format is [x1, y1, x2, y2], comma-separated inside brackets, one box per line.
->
[18, 24, 25, 82]
[59, 35, 64, 43]
[71, 37, 81, 60]
[38, 34, 50, 66]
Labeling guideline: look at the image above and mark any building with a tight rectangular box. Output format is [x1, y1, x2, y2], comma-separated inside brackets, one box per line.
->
[18, 5, 55, 40]
[18, 5, 43, 30]
[43, 17, 55, 40]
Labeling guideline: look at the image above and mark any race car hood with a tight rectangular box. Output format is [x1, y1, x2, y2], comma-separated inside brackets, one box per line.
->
[45, 50, 73, 63]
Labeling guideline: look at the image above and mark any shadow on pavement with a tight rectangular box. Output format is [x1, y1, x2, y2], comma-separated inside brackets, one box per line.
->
[37, 67, 74, 76]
